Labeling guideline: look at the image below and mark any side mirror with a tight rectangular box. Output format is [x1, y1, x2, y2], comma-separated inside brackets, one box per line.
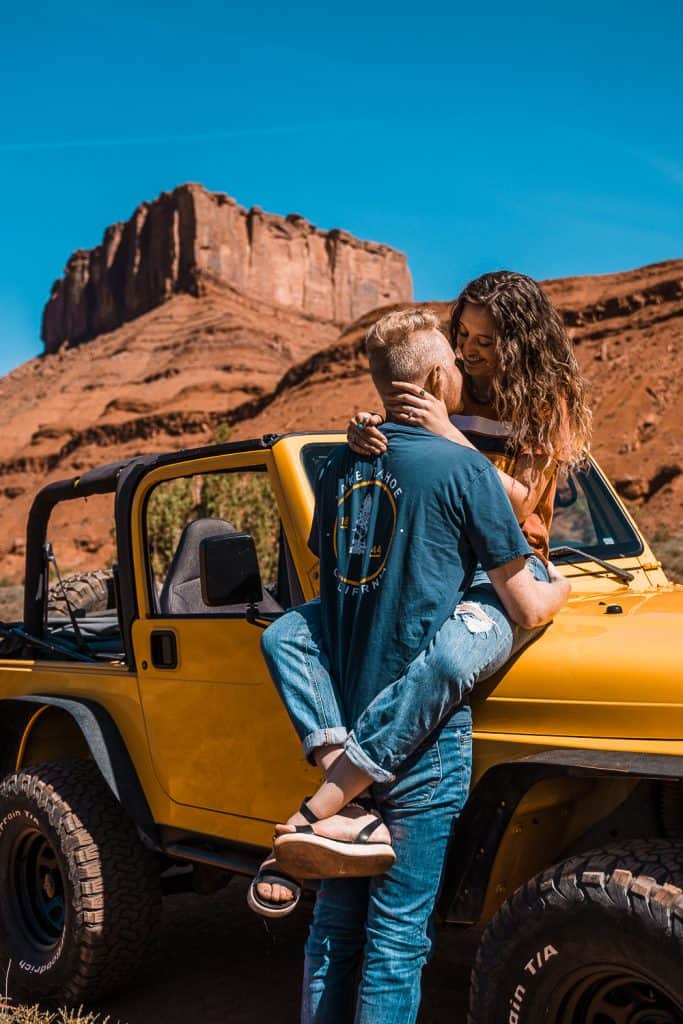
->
[199, 533, 263, 607]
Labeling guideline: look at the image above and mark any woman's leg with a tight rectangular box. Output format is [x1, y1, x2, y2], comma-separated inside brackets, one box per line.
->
[257, 600, 381, 910]
[344, 555, 551, 783]
[265, 559, 550, 797]
[268, 582, 509, 878]
[260, 597, 349, 762]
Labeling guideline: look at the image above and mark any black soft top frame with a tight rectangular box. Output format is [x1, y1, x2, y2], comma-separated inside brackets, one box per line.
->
[23, 436, 276, 667]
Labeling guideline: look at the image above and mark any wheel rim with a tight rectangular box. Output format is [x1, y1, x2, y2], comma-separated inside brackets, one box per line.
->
[10, 827, 66, 950]
[551, 965, 682, 1024]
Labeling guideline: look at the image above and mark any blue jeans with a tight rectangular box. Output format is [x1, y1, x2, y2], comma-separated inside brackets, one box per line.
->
[302, 709, 472, 1024]
[261, 556, 549, 784]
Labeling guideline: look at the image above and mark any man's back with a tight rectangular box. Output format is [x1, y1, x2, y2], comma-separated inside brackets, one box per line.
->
[311, 422, 530, 721]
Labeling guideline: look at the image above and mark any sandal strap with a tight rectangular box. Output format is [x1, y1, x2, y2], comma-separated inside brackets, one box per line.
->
[299, 798, 320, 824]
[256, 870, 301, 893]
[355, 816, 385, 844]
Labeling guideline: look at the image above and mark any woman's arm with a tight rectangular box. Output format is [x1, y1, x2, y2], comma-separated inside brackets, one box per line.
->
[386, 383, 556, 521]
[493, 453, 557, 521]
[488, 557, 571, 629]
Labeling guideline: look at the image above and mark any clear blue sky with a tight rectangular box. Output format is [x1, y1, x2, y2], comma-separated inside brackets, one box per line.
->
[1, 0, 682, 377]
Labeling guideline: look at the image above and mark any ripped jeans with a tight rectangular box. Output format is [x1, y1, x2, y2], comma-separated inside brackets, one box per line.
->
[260, 555, 550, 784]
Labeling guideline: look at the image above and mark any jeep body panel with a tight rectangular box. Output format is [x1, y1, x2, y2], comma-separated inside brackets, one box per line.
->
[1, 431, 681, 920]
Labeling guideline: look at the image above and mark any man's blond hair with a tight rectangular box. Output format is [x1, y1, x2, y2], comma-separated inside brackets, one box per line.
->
[365, 308, 452, 387]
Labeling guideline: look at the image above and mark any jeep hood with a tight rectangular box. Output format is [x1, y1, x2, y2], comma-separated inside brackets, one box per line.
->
[475, 587, 683, 742]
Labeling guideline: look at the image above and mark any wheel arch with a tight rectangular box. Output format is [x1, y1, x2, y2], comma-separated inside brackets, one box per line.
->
[438, 748, 683, 925]
[0, 695, 158, 847]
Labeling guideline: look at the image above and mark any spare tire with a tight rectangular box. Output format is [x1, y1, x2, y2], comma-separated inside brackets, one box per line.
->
[47, 569, 115, 617]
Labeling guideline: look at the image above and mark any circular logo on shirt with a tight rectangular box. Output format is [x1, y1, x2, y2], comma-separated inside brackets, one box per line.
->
[333, 480, 398, 587]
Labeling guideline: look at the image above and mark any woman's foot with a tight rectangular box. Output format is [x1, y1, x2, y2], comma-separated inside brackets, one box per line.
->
[273, 802, 395, 879]
[275, 802, 390, 844]
[247, 852, 301, 918]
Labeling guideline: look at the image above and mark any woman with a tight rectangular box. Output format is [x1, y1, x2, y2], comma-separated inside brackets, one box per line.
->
[249, 271, 590, 918]
[351, 270, 589, 561]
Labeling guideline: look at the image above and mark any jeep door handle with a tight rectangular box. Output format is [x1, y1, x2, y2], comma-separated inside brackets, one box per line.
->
[150, 630, 178, 669]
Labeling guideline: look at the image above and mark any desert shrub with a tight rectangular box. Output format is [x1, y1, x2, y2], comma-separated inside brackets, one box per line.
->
[146, 477, 195, 581]
[651, 532, 683, 584]
[198, 470, 280, 583]
[145, 423, 281, 584]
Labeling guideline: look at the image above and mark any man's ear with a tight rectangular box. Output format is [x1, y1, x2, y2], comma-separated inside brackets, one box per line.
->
[424, 365, 445, 399]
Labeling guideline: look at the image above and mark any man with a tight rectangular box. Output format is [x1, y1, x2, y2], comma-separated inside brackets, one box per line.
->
[259, 309, 570, 1022]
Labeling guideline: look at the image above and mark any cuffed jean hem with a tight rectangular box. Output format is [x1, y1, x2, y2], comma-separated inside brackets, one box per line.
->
[303, 726, 350, 764]
[344, 730, 395, 784]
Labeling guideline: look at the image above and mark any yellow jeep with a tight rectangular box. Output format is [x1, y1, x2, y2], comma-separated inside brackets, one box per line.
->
[0, 432, 681, 1020]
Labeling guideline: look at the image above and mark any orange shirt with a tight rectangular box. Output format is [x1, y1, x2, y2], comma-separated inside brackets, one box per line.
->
[453, 388, 569, 561]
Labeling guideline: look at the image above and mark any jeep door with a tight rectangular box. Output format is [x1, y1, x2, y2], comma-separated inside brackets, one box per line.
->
[131, 450, 319, 825]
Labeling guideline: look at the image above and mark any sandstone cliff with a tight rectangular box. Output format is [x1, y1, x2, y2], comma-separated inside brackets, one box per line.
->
[42, 184, 413, 351]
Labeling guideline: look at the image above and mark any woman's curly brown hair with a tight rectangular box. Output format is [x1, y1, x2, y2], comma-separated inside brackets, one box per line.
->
[449, 271, 591, 466]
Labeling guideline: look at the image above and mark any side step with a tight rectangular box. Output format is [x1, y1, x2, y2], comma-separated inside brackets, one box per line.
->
[165, 841, 263, 877]
[164, 839, 319, 893]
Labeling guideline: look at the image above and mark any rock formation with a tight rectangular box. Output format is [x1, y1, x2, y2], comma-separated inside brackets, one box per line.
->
[42, 184, 413, 351]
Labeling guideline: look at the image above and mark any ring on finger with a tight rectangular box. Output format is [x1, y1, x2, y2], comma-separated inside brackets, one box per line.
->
[419, 389, 425, 397]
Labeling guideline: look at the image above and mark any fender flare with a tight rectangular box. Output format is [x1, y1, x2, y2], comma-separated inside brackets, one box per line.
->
[0, 695, 158, 847]
[438, 747, 683, 924]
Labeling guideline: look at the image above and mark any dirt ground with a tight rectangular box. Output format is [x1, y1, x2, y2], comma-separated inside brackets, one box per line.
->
[94, 876, 476, 1024]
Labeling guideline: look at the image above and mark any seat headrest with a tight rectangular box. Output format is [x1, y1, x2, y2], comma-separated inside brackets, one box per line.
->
[159, 518, 238, 614]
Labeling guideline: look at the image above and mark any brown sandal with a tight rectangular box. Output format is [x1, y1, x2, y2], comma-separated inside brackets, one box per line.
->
[273, 799, 396, 880]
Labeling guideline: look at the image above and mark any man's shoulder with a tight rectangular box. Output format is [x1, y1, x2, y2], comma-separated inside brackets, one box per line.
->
[382, 425, 491, 477]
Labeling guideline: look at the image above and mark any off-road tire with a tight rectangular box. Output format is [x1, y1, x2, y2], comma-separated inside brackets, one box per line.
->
[47, 570, 115, 617]
[469, 839, 683, 1023]
[0, 761, 161, 1004]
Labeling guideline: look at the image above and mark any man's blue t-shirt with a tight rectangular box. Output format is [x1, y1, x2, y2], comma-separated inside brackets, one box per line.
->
[309, 422, 532, 721]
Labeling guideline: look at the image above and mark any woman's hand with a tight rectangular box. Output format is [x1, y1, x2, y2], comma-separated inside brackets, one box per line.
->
[546, 560, 572, 594]
[386, 382, 471, 445]
[347, 411, 387, 456]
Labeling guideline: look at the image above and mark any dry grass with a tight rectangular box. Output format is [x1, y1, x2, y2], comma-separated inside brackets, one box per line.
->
[0, 1008, 110, 1024]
